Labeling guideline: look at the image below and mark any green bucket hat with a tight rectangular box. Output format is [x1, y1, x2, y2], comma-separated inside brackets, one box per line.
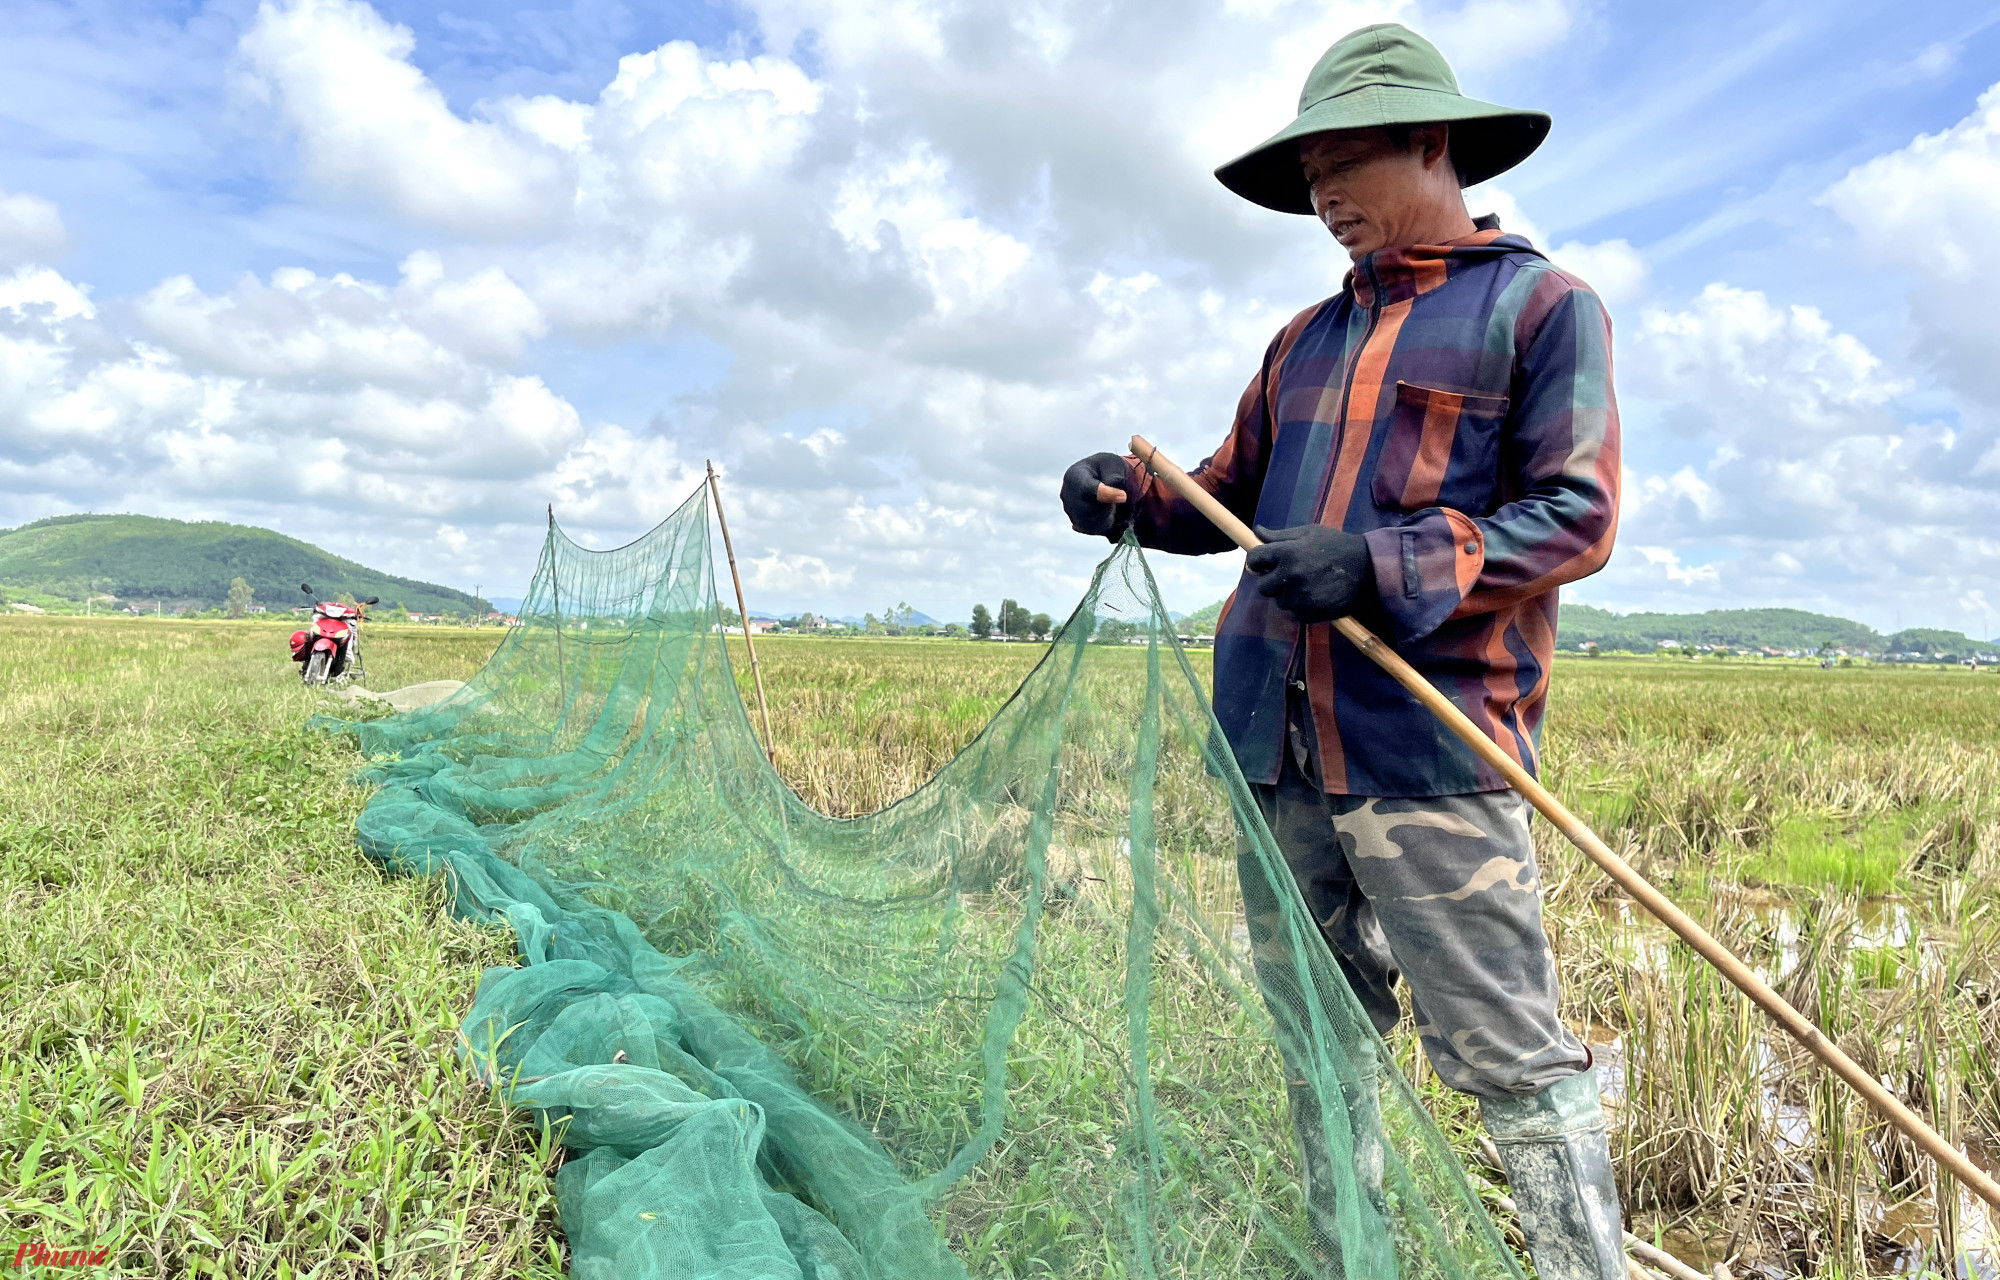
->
[1215, 23, 1550, 215]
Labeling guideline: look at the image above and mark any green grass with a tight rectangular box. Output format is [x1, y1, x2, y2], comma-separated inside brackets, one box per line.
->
[1528, 658, 2000, 1275]
[1850, 945, 1903, 989]
[0, 616, 558, 1278]
[728, 641, 2000, 1276]
[1745, 815, 1906, 896]
[4, 621, 1997, 1276]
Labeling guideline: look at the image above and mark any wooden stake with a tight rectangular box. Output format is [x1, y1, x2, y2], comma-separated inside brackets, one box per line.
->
[1127, 433, 2000, 1214]
[548, 504, 567, 705]
[706, 461, 777, 762]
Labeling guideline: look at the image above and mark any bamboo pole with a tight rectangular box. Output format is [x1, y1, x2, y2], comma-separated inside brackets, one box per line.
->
[706, 462, 777, 762]
[1126, 433, 2000, 1214]
[548, 504, 567, 709]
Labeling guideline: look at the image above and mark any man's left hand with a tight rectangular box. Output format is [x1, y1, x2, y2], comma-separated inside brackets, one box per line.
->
[1246, 524, 1375, 622]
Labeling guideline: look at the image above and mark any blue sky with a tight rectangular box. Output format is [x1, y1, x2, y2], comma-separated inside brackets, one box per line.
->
[2, 0, 1998, 636]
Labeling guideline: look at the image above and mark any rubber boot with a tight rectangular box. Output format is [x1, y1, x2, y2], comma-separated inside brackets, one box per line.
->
[1286, 1072, 1343, 1263]
[1340, 1036, 1391, 1226]
[1478, 1067, 1625, 1280]
[1288, 1037, 1398, 1278]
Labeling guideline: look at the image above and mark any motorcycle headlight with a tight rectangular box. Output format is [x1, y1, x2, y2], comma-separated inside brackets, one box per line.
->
[333, 627, 349, 639]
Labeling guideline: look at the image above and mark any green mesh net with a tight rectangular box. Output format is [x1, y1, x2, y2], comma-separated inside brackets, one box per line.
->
[320, 485, 1524, 1280]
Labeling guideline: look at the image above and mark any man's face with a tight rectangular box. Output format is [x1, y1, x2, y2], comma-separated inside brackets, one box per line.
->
[1299, 127, 1445, 260]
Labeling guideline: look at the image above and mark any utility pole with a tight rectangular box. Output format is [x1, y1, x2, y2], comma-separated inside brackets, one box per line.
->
[474, 585, 481, 627]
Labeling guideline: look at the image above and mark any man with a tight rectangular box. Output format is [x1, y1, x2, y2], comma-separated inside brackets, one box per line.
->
[1060, 23, 1623, 1280]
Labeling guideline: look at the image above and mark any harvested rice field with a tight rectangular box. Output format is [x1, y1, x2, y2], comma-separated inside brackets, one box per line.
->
[2, 614, 1994, 1277]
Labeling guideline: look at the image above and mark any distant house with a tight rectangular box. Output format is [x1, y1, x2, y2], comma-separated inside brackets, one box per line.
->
[746, 619, 779, 635]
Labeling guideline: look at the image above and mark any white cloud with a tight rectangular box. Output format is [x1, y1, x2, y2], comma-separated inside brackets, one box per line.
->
[1911, 41, 1958, 78]
[1823, 79, 2000, 409]
[132, 258, 546, 387]
[1566, 68, 2000, 621]
[1823, 81, 2000, 281]
[0, 188, 68, 268]
[1182, 1, 1414, 174]
[743, 549, 856, 594]
[1590, 278, 1998, 619]
[397, 254, 548, 360]
[1462, 186, 1648, 309]
[236, 0, 575, 237]
[1622, 464, 1718, 523]
[0, 263, 617, 541]
[589, 42, 822, 184]
[1627, 284, 1903, 438]
[69, 0, 1994, 626]
[830, 143, 1032, 316]
[1547, 239, 1646, 311]
[1566, 76, 2000, 624]
[1633, 545, 1720, 585]
[0, 266, 94, 321]
[1421, 0, 1575, 76]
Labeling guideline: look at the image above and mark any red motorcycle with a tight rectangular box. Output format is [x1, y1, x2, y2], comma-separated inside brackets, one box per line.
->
[291, 584, 378, 685]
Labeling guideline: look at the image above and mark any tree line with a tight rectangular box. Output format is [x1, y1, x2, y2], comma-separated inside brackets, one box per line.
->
[969, 600, 1052, 641]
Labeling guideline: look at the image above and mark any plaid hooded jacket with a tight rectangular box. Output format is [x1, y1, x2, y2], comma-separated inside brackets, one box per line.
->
[1126, 227, 1619, 796]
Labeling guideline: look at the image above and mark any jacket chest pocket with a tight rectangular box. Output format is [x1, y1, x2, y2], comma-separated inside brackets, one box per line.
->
[1370, 381, 1510, 516]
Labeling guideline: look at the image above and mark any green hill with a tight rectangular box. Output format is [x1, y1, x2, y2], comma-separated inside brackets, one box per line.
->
[1884, 626, 1994, 657]
[1181, 599, 1226, 636]
[0, 514, 486, 615]
[1555, 605, 1883, 652]
[1175, 597, 1994, 656]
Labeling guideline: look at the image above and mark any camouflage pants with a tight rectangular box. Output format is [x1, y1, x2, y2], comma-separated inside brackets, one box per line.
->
[1248, 752, 1588, 1101]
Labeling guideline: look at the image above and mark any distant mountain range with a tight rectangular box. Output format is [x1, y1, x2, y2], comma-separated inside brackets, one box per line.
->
[574, 596, 2000, 652]
[13, 513, 1988, 655]
[1557, 605, 1994, 655]
[0, 514, 486, 615]
[830, 610, 943, 628]
[1172, 599, 1994, 655]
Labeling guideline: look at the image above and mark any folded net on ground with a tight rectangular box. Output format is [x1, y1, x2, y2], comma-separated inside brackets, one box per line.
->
[319, 484, 1522, 1280]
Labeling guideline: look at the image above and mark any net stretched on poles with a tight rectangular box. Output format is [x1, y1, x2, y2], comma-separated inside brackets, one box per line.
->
[322, 484, 1523, 1280]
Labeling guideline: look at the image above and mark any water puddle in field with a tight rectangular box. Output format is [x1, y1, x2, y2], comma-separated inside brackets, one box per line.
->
[1874, 1186, 2000, 1278]
[1192, 872, 2000, 1277]
[1590, 894, 1925, 985]
[1585, 893, 1996, 1277]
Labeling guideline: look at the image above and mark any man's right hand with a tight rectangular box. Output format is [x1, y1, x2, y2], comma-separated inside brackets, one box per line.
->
[1061, 453, 1135, 539]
